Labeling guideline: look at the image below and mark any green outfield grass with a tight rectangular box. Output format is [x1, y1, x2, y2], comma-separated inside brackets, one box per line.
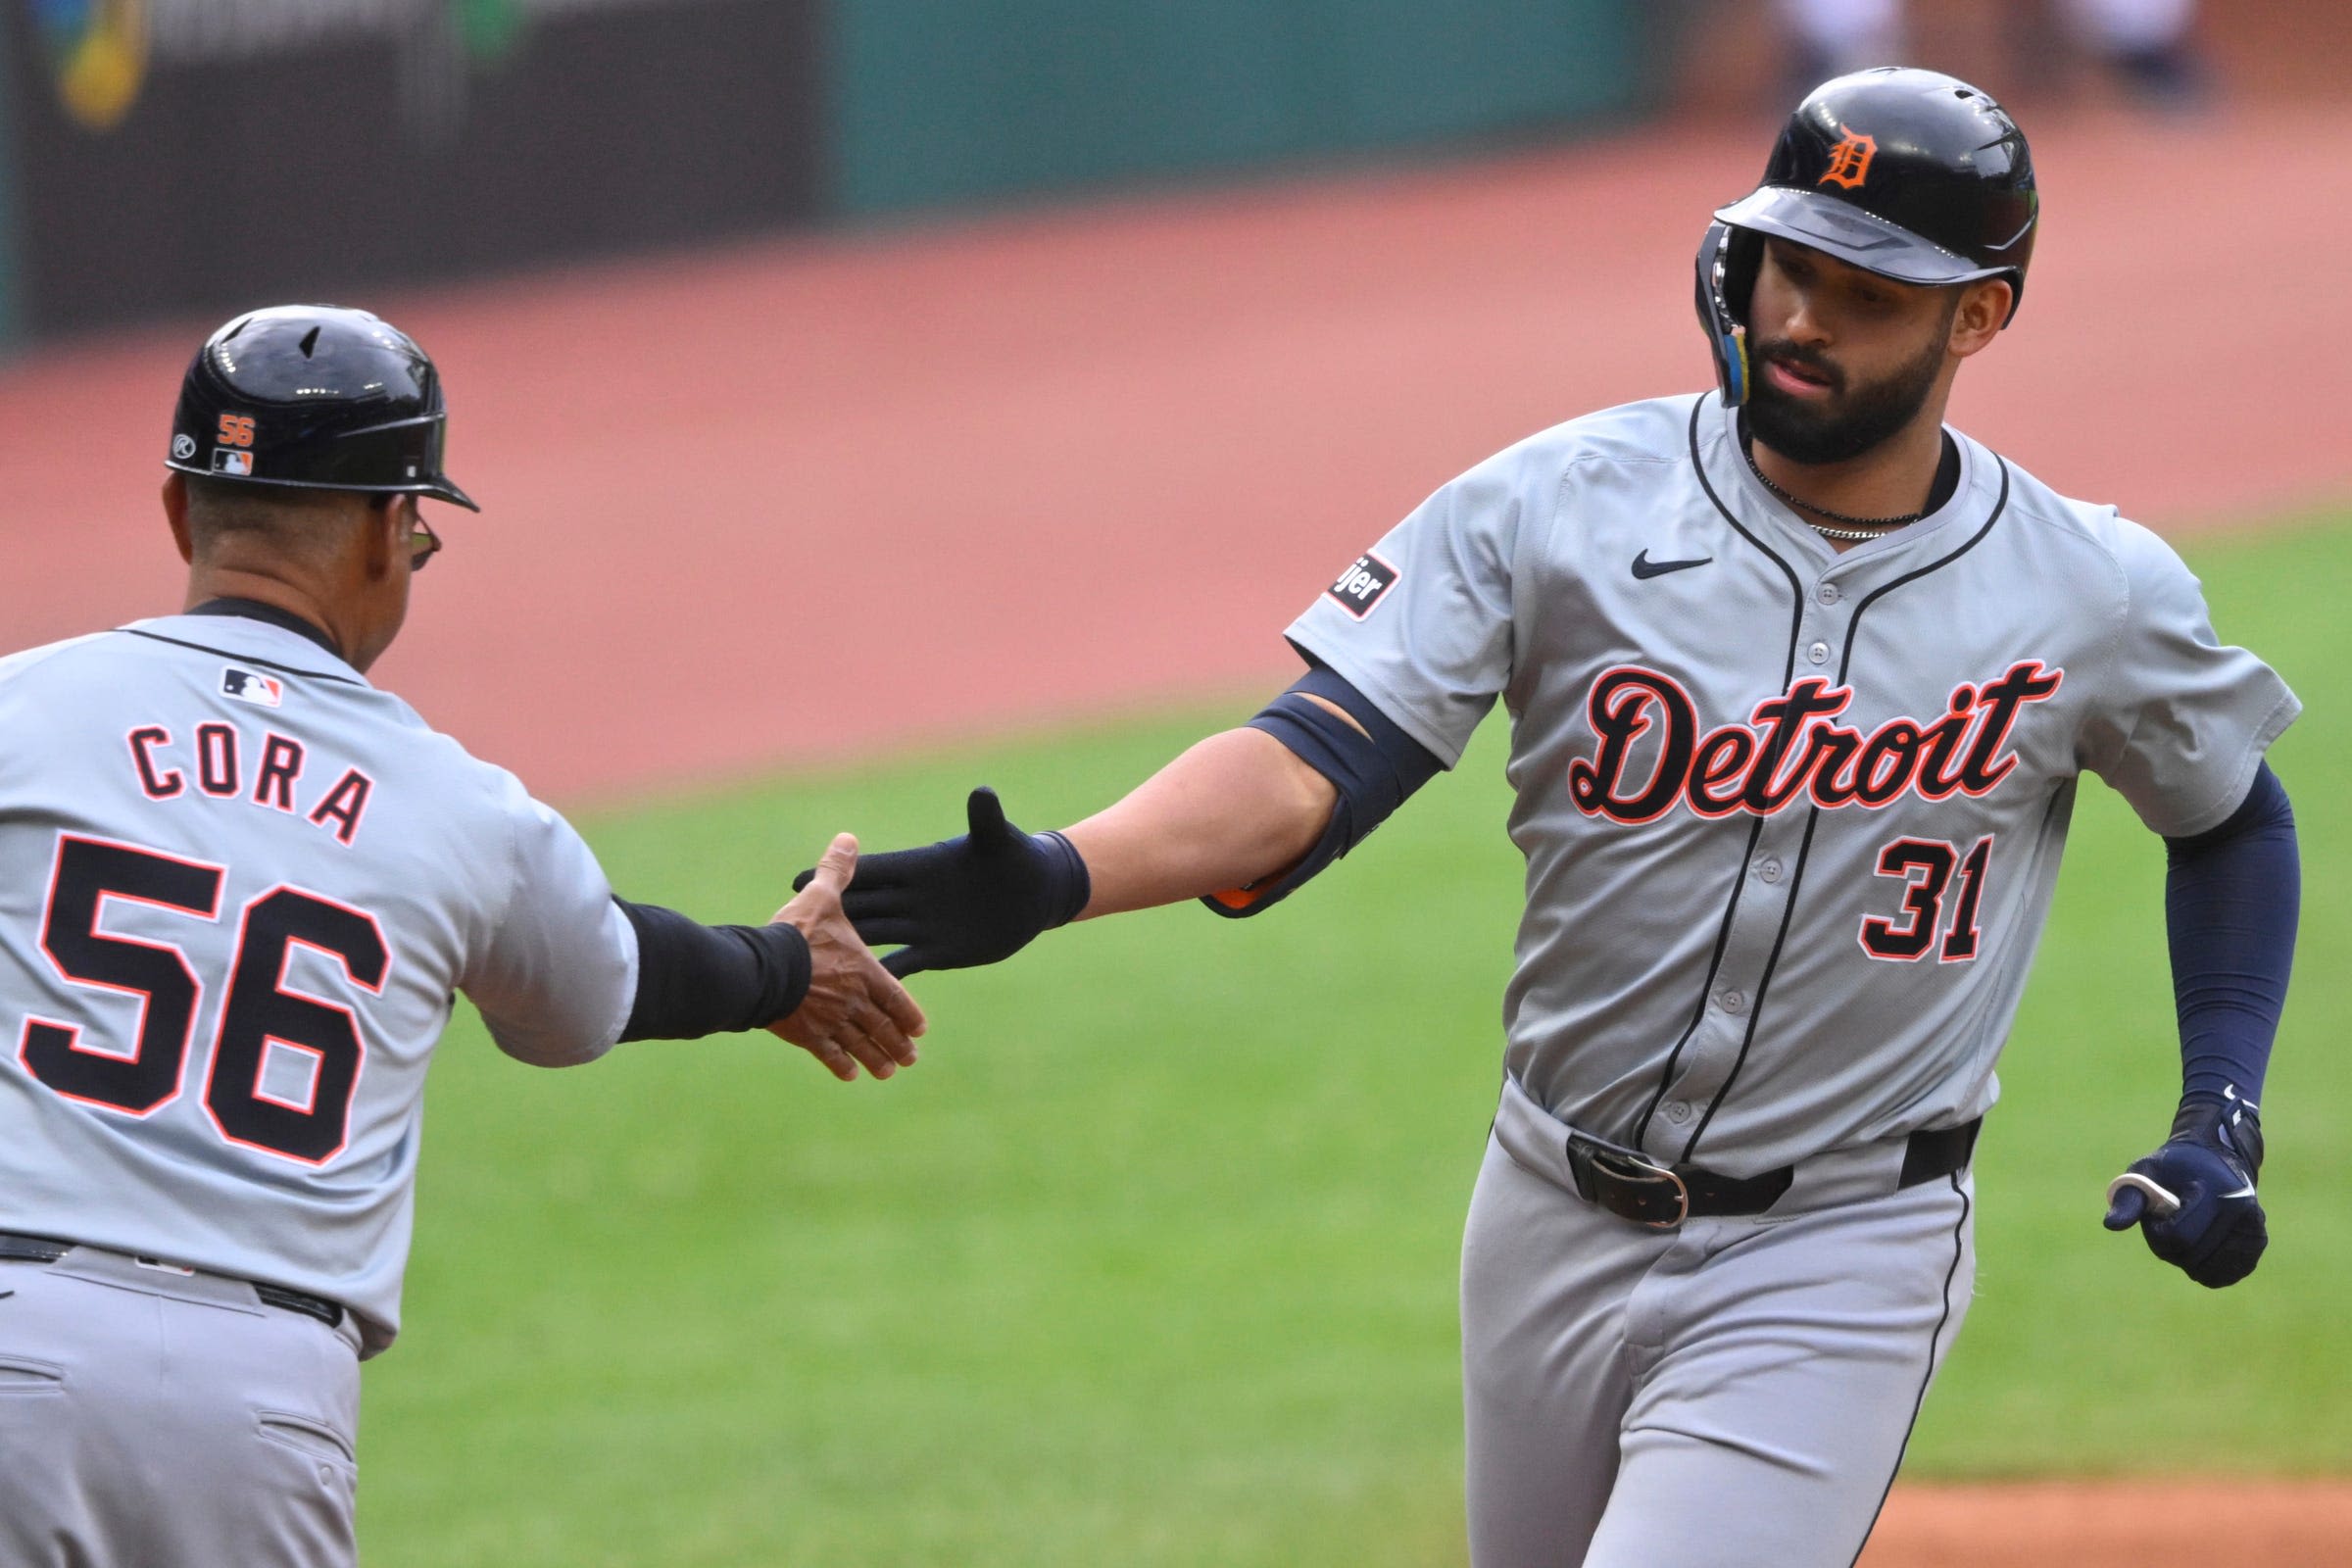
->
[362, 512, 2351, 1566]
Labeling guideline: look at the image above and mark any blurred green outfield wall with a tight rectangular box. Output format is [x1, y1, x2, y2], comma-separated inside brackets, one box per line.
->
[0, 0, 1656, 349]
[830, 0, 1657, 213]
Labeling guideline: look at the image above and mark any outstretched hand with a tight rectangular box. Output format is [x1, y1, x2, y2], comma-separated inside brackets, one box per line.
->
[791, 788, 1090, 977]
[767, 833, 928, 1081]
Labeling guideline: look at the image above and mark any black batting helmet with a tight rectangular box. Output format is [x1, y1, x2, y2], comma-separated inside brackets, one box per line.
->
[166, 305, 478, 510]
[1695, 68, 2038, 407]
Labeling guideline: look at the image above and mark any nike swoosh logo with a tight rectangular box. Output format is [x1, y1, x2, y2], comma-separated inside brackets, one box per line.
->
[1632, 550, 1713, 580]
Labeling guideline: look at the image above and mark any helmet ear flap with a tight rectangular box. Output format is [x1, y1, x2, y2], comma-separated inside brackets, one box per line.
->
[1693, 222, 1764, 408]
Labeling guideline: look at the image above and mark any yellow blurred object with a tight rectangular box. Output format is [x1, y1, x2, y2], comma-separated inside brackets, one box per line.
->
[57, 0, 146, 131]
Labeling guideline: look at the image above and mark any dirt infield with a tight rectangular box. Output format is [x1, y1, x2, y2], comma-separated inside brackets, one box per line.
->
[1863, 1480, 2352, 1567]
[1, 86, 2347, 1567]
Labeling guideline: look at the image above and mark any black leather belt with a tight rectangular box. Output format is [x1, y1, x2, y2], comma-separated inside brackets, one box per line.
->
[0, 1231, 345, 1328]
[252, 1283, 346, 1328]
[1564, 1118, 1982, 1229]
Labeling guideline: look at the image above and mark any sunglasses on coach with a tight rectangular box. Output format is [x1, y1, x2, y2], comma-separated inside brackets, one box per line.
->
[374, 494, 443, 571]
[408, 514, 441, 572]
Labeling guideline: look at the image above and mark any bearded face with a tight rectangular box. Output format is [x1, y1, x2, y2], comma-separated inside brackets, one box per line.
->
[1743, 297, 1957, 466]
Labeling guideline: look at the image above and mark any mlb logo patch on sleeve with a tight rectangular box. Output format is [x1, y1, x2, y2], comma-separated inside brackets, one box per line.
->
[1327, 552, 1398, 619]
[222, 668, 283, 708]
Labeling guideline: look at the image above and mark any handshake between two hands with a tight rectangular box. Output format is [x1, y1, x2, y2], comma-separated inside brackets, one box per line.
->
[760, 831, 923, 1085]
[762, 788, 1087, 1085]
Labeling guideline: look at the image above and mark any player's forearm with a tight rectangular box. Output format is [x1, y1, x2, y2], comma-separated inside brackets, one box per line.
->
[2162, 762, 2298, 1104]
[1062, 727, 1337, 918]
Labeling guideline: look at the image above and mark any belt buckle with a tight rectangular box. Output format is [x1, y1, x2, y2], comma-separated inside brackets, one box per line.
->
[1586, 1146, 1692, 1230]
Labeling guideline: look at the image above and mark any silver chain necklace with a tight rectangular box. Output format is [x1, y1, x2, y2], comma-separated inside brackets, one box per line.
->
[1741, 442, 1924, 539]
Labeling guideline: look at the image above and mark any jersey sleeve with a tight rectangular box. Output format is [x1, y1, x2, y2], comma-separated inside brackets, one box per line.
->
[456, 770, 640, 1066]
[1281, 448, 1535, 767]
[2077, 522, 2300, 838]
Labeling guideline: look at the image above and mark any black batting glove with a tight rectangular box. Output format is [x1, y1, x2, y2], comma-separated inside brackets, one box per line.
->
[792, 788, 1090, 977]
[2102, 1090, 2267, 1289]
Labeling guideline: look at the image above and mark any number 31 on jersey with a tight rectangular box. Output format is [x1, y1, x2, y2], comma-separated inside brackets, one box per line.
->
[1860, 835, 1992, 964]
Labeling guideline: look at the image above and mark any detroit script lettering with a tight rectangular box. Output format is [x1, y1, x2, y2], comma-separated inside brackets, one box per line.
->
[1568, 661, 2064, 822]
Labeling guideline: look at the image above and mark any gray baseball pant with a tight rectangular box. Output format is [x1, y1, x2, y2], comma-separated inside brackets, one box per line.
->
[1463, 1082, 1977, 1568]
[0, 1244, 363, 1567]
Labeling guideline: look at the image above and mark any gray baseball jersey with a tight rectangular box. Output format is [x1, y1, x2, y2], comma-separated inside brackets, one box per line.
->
[0, 611, 639, 1355]
[1290, 393, 2298, 1175]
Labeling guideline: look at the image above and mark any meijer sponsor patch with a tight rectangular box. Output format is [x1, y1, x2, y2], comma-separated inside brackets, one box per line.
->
[1327, 552, 1398, 619]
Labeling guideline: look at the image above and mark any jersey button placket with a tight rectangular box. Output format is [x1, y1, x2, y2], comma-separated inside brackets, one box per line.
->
[1657, 636, 1827, 1135]
[1806, 585, 1843, 671]
[1663, 792, 1811, 1137]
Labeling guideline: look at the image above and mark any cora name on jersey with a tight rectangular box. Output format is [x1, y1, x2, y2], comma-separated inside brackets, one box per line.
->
[125, 721, 377, 847]
[1568, 660, 2064, 823]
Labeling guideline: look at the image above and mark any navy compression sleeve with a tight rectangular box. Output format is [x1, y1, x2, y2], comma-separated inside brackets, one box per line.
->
[1287, 663, 1446, 800]
[1202, 664, 1444, 917]
[2164, 762, 2297, 1104]
[614, 900, 811, 1042]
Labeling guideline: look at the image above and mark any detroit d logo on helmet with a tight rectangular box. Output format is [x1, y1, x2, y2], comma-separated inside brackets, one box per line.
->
[1818, 126, 1878, 190]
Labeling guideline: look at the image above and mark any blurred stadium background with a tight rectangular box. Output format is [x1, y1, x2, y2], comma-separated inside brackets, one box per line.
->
[1, 1, 2346, 1562]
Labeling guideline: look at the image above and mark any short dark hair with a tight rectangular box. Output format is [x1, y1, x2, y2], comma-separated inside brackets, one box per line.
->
[182, 475, 381, 566]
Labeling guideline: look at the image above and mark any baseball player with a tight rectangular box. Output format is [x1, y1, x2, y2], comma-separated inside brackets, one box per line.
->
[0, 305, 926, 1566]
[809, 70, 2299, 1565]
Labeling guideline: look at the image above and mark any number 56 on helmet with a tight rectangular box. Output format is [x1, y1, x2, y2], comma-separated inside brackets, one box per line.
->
[166, 304, 479, 511]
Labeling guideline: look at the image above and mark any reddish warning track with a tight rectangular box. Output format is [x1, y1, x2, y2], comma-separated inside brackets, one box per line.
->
[0, 103, 2343, 811]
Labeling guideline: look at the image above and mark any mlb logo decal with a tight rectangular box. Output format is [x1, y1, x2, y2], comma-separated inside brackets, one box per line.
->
[222, 668, 283, 708]
[213, 449, 254, 476]
[1326, 552, 1399, 619]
